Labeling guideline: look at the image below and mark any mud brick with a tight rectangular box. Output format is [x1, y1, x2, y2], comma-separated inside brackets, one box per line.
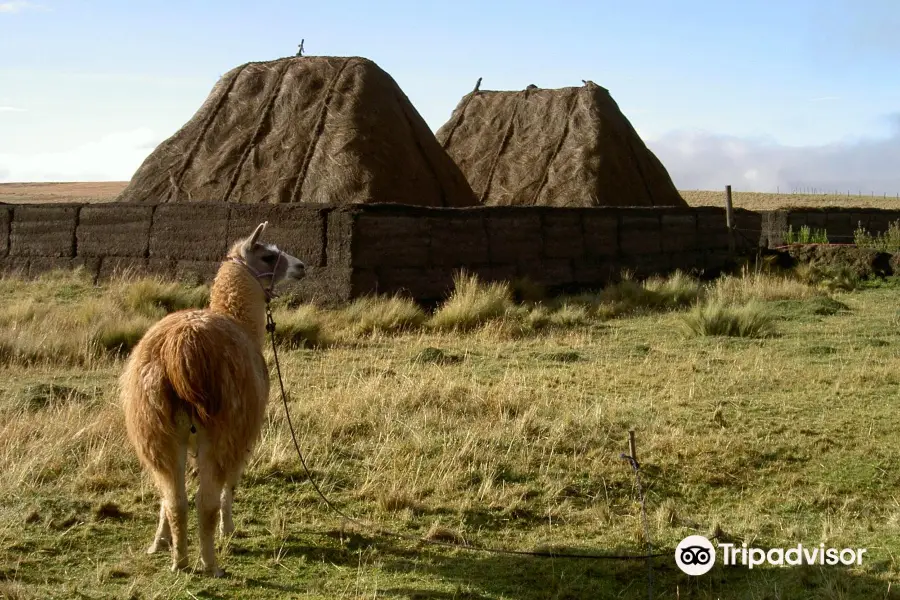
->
[147, 258, 176, 279]
[0, 256, 29, 278]
[543, 210, 584, 259]
[78, 204, 153, 257]
[619, 213, 661, 255]
[572, 258, 617, 288]
[376, 267, 456, 301]
[0, 205, 10, 257]
[619, 253, 670, 278]
[326, 208, 356, 268]
[518, 258, 573, 287]
[429, 212, 489, 266]
[149, 204, 228, 261]
[486, 211, 542, 263]
[661, 213, 698, 252]
[175, 260, 221, 285]
[825, 212, 856, 242]
[696, 210, 731, 248]
[582, 210, 618, 257]
[353, 213, 430, 269]
[10, 204, 80, 257]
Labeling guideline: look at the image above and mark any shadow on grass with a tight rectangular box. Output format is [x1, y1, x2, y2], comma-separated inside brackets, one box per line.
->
[377, 550, 898, 600]
[234, 527, 898, 600]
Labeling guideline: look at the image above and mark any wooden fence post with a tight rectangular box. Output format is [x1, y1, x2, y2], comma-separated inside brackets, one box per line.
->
[724, 185, 736, 255]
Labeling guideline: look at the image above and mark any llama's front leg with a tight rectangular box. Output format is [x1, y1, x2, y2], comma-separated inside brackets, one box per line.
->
[147, 501, 171, 553]
[219, 484, 235, 538]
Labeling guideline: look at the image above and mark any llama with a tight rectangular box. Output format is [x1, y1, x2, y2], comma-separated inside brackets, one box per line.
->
[120, 222, 305, 576]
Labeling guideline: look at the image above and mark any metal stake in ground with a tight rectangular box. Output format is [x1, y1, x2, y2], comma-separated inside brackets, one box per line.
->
[622, 430, 654, 600]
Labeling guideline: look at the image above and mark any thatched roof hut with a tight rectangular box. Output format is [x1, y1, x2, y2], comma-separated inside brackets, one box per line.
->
[435, 81, 686, 207]
[118, 56, 477, 207]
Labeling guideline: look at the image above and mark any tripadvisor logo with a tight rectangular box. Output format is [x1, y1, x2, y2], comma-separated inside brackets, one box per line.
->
[676, 535, 716, 575]
[675, 535, 867, 575]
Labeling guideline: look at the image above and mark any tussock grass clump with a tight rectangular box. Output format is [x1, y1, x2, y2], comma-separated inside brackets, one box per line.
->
[117, 277, 209, 319]
[564, 270, 703, 319]
[643, 270, 705, 307]
[681, 300, 777, 338]
[334, 295, 426, 336]
[712, 267, 818, 304]
[88, 316, 154, 358]
[273, 305, 329, 349]
[793, 263, 861, 292]
[817, 267, 860, 292]
[429, 272, 513, 332]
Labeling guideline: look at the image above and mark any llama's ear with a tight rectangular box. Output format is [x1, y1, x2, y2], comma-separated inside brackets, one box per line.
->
[247, 221, 268, 246]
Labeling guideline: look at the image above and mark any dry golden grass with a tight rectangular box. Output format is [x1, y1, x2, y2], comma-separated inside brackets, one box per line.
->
[681, 189, 900, 210]
[0, 182, 126, 204]
[0, 268, 898, 599]
[4, 182, 898, 211]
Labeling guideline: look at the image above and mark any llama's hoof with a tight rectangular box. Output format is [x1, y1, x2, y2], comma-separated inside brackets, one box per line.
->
[170, 558, 190, 573]
[147, 539, 170, 554]
[203, 565, 226, 578]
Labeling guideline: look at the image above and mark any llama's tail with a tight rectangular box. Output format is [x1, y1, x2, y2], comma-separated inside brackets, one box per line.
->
[162, 331, 221, 427]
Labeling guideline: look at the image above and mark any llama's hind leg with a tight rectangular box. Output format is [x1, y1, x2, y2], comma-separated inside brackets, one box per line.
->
[147, 501, 171, 554]
[219, 484, 235, 538]
[196, 446, 227, 577]
[155, 440, 189, 572]
[163, 449, 188, 571]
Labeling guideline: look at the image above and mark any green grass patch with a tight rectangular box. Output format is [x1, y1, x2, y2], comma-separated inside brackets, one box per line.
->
[855, 219, 900, 253]
[785, 224, 829, 244]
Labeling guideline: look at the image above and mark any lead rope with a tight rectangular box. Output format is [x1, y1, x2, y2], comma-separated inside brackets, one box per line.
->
[264, 302, 670, 565]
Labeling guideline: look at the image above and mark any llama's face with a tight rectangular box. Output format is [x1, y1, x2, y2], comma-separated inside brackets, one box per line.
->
[243, 242, 306, 284]
[234, 222, 306, 286]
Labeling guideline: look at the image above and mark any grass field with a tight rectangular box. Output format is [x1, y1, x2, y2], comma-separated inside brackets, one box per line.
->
[0, 266, 898, 599]
[2, 181, 899, 210]
[679, 190, 900, 211]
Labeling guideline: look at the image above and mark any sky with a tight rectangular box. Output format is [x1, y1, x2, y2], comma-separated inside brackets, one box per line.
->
[1, 0, 899, 194]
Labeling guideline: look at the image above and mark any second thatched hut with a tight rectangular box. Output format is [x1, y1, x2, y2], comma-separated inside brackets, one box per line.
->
[435, 81, 686, 208]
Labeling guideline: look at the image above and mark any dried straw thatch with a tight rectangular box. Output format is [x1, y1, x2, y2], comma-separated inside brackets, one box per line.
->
[118, 56, 477, 207]
[435, 81, 686, 207]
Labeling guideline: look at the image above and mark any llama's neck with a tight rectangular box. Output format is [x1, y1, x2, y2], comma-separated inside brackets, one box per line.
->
[208, 261, 268, 346]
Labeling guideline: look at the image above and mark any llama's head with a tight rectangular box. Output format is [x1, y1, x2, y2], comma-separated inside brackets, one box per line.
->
[228, 222, 306, 288]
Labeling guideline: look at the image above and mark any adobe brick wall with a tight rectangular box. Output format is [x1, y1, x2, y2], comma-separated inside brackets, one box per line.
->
[0, 202, 330, 286]
[2, 201, 896, 304]
[332, 204, 762, 302]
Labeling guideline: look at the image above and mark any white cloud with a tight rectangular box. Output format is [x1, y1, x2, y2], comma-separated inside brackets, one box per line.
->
[0, 128, 159, 182]
[647, 116, 900, 195]
[0, 106, 26, 112]
[0, 1, 47, 14]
